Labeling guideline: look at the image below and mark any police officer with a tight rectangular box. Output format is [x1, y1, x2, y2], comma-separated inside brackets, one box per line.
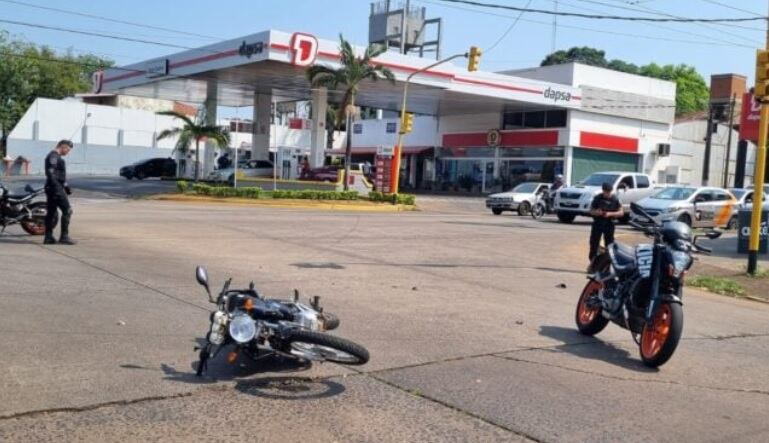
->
[588, 182, 624, 262]
[44, 140, 75, 245]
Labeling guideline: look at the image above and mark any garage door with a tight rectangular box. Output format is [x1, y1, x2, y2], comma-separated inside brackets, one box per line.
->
[571, 148, 639, 183]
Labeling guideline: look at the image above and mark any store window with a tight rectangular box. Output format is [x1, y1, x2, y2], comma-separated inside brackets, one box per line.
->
[499, 147, 564, 158]
[502, 110, 567, 130]
[499, 160, 564, 190]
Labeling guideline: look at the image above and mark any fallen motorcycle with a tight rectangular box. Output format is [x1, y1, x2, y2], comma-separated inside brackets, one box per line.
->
[193, 266, 368, 376]
[0, 183, 56, 235]
[576, 202, 720, 368]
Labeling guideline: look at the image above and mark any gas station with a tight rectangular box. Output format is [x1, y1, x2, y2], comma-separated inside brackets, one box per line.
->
[101, 28, 680, 194]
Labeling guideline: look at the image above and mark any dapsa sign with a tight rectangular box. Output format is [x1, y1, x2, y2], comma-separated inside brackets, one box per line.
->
[543, 87, 572, 103]
[740, 92, 761, 143]
[239, 41, 264, 58]
[290, 33, 318, 67]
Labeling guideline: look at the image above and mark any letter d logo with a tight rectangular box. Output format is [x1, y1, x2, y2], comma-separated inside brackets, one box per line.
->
[290, 33, 318, 67]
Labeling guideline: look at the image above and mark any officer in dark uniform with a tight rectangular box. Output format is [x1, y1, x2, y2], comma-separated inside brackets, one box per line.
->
[588, 182, 624, 262]
[44, 140, 75, 245]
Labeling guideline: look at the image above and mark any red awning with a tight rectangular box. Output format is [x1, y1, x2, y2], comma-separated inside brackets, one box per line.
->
[327, 146, 433, 155]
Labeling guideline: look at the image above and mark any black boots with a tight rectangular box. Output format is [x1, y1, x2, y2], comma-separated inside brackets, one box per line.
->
[43, 236, 57, 245]
[58, 236, 76, 245]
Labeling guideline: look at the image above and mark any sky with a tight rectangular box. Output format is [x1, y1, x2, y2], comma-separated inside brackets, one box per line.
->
[1, 0, 766, 91]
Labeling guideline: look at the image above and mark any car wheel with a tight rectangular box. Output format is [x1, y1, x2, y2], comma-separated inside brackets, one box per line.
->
[557, 212, 576, 224]
[492, 208, 503, 215]
[726, 216, 738, 230]
[517, 202, 531, 216]
[125, 174, 133, 180]
[136, 171, 146, 180]
[677, 213, 692, 227]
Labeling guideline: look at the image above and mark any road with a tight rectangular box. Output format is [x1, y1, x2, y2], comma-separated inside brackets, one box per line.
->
[1, 178, 768, 442]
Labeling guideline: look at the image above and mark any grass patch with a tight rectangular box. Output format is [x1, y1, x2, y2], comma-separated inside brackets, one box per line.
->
[743, 266, 769, 279]
[687, 275, 746, 297]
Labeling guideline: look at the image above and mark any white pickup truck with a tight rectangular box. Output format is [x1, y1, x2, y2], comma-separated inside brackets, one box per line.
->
[554, 171, 657, 223]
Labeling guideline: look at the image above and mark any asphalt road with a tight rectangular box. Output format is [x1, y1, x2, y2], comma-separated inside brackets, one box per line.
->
[1, 178, 768, 442]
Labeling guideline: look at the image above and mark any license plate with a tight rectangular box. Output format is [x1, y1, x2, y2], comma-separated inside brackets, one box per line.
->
[561, 202, 578, 208]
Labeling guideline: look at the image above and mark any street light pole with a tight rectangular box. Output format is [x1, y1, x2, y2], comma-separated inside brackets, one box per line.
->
[392, 52, 468, 195]
[722, 94, 736, 188]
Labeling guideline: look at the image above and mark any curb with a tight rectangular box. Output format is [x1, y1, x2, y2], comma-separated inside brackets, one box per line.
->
[147, 194, 417, 213]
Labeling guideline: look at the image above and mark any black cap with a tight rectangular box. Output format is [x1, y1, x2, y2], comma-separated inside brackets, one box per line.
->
[58, 139, 73, 148]
[602, 182, 612, 192]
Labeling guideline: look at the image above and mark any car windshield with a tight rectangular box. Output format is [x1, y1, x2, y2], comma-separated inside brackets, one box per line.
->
[580, 174, 619, 186]
[512, 183, 538, 193]
[730, 189, 747, 199]
[651, 187, 696, 200]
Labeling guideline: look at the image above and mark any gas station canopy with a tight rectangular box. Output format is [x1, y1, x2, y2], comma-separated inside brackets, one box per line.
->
[101, 30, 582, 115]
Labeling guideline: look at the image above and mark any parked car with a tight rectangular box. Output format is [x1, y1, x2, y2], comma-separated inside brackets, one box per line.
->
[485, 182, 550, 216]
[299, 163, 373, 182]
[631, 186, 738, 229]
[553, 172, 656, 223]
[207, 159, 274, 184]
[120, 158, 176, 180]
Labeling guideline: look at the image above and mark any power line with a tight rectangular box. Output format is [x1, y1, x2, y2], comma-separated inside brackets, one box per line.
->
[435, 0, 767, 22]
[699, 0, 766, 17]
[0, 0, 223, 41]
[484, 0, 533, 53]
[0, 18, 197, 50]
[416, 0, 754, 48]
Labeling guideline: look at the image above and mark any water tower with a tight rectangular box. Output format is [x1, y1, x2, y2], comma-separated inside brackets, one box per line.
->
[369, 0, 442, 59]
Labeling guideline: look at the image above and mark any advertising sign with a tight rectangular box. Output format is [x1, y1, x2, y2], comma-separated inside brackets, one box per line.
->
[739, 92, 761, 143]
[738, 209, 768, 254]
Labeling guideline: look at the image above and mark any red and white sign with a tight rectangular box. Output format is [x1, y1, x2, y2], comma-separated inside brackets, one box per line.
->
[91, 70, 104, 94]
[740, 92, 761, 142]
[290, 33, 318, 67]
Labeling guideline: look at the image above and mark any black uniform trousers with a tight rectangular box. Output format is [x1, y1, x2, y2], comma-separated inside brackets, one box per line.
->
[45, 187, 71, 239]
[589, 219, 615, 261]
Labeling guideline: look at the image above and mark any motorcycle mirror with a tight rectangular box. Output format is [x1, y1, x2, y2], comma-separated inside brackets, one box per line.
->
[24, 184, 34, 193]
[195, 266, 211, 298]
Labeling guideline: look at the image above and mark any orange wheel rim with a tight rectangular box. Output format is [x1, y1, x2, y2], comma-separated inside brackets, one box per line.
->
[641, 304, 673, 359]
[577, 281, 602, 325]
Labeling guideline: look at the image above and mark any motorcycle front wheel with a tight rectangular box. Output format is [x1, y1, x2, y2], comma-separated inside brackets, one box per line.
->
[287, 330, 369, 365]
[531, 203, 546, 219]
[575, 280, 609, 336]
[639, 302, 683, 368]
[21, 201, 56, 235]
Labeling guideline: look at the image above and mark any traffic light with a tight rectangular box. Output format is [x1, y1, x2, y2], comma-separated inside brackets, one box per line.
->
[467, 46, 482, 72]
[755, 49, 769, 99]
[400, 112, 414, 134]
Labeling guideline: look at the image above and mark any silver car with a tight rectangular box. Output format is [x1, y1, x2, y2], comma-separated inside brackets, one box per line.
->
[485, 182, 550, 216]
[632, 186, 738, 228]
[207, 159, 274, 183]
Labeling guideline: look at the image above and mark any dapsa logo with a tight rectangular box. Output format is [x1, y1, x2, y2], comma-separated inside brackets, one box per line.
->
[290, 33, 318, 67]
[239, 41, 264, 58]
[543, 87, 572, 103]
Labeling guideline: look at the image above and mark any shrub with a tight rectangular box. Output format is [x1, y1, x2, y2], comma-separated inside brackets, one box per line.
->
[271, 189, 358, 201]
[176, 180, 189, 193]
[368, 191, 415, 205]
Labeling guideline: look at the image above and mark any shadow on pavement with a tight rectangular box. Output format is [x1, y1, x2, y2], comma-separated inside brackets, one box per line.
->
[538, 325, 658, 373]
[235, 376, 346, 400]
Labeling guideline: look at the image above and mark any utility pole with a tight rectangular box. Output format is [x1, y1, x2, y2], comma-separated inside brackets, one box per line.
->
[747, 4, 769, 275]
[551, 1, 558, 53]
[702, 105, 715, 186]
[722, 94, 736, 187]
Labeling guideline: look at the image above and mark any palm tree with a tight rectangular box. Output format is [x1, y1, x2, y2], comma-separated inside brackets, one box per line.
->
[156, 110, 230, 182]
[307, 34, 395, 189]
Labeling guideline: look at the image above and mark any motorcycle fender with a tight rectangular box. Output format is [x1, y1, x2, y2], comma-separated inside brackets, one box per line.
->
[659, 292, 683, 305]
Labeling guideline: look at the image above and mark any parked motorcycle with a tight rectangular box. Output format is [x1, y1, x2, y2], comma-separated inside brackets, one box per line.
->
[576, 202, 720, 367]
[0, 182, 56, 235]
[193, 266, 368, 376]
[530, 190, 556, 219]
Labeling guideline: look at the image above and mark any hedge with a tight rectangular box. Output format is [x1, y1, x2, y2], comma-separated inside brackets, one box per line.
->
[178, 181, 262, 199]
[271, 189, 359, 200]
[369, 191, 416, 205]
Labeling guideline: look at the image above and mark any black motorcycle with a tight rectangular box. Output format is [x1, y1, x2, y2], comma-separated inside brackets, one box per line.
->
[576, 202, 720, 367]
[530, 189, 556, 219]
[0, 182, 56, 236]
[193, 266, 368, 376]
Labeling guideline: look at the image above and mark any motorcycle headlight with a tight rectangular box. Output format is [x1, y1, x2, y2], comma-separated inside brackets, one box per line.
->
[670, 250, 692, 277]
[228, 313, 256, 343]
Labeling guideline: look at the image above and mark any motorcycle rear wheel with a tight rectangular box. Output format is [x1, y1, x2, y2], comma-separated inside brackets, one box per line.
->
[287, 330, 369, 365]
[21, 202, 56, 235]
[575, 280, 609, 336]
[531, 203, 545, 219]
[639, 302, 683, 368]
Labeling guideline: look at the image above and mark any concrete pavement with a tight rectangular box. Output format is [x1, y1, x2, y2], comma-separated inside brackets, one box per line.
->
[0, 184, 768, 442]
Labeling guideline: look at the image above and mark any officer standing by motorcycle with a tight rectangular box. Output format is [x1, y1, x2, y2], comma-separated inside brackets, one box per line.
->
[44, 140, 75, 245]
[588, 182, 623, 262]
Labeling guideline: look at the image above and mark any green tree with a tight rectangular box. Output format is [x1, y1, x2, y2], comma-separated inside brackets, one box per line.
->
[0, 32, 113, 156]
[306, 34, 395, 190]
[156, 110, 231, 182]
[541, 46, 709, 115]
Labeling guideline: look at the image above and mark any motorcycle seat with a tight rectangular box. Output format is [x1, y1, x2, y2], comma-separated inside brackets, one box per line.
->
[612, 243, 637, 269]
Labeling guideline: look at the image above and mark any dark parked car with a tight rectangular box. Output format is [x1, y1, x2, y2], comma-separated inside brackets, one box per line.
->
[120, 158, 176, 180]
